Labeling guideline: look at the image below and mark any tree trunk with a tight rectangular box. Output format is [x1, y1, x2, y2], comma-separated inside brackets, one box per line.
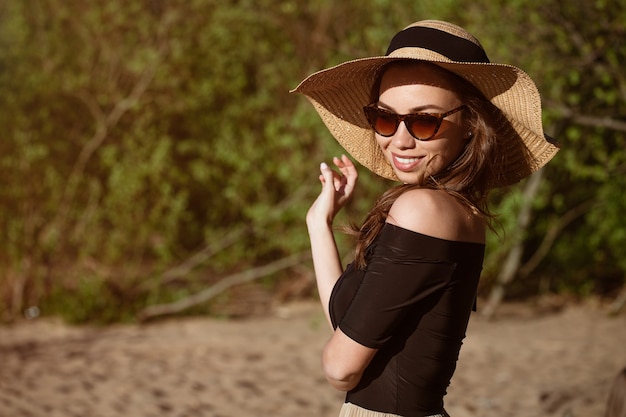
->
[481, 169, 545, 319]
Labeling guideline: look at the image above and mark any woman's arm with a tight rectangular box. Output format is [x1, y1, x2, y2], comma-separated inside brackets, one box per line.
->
[307, 156, 377, 391]
[306, 155, 357, 328]
[322, 328, 377, 391]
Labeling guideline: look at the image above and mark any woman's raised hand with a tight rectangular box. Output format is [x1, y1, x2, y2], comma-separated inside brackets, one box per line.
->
[306, 155, 358, 228]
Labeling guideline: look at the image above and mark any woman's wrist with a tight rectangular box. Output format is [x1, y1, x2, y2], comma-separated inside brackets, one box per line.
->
[306, 208, 334, 230]
[307, 218, 333, 235]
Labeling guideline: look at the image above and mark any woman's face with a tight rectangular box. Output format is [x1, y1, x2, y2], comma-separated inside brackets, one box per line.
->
[374, 62, 468, 184]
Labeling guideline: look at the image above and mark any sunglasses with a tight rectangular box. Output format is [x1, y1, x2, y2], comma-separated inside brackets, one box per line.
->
[363, 104, 467, 141]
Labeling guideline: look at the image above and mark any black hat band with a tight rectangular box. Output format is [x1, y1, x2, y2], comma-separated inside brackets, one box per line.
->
[386, 26, 490, 63]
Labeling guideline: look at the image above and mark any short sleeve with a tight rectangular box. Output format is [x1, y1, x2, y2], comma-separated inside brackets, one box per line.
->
[337, 225, 457, 349]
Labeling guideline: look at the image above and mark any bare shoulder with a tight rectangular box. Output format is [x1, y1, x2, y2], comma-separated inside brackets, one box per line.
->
[387, 188, 486, 244]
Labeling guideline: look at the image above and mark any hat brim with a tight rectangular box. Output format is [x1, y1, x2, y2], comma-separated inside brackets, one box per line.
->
[292, 50, 559, 187]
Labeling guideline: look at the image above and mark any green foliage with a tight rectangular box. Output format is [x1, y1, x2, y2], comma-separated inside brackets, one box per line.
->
[1, 0, 624, 322]
[470, 0, 626, 296]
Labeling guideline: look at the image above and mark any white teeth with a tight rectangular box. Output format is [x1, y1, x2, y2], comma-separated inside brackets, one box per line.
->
[395, 156, 418, 164]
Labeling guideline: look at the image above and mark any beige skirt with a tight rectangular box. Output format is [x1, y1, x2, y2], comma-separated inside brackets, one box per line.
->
[338, 402, 448, 417]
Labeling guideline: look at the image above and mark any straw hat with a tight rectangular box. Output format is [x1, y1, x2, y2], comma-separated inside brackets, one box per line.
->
[292, 20, 559, 187]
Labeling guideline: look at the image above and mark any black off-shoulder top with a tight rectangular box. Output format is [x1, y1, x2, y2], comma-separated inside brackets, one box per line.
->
[329, 223, 485, 417]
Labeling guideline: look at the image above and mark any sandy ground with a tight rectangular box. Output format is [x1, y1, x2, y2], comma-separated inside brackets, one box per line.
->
[1, 300, 625, 417]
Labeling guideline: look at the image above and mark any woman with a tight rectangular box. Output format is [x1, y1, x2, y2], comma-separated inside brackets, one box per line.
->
[293, 20, 559, 417]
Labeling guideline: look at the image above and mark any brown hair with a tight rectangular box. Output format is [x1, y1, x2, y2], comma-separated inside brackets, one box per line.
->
[350, 61, 501, 269]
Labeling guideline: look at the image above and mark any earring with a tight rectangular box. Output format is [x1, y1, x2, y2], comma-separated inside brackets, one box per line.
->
[466, 131, 473, 139]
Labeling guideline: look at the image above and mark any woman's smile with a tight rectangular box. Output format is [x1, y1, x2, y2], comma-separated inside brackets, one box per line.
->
[392, 153, 424, 171]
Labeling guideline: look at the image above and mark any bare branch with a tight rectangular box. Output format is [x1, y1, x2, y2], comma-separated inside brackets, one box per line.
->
[518, 199, 595, 279]
[45, 11, 176, 250]
[552, 104, 626, 133]
[154, 182, 313, 287]
[138, 251, 312, 321]
[158, 226, 250, 285]
[69, 22, 169, 197]
[609, 285, 626, 315]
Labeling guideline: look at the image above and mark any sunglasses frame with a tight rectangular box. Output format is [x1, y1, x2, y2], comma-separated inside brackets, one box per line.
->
[363, 104, 467, 141]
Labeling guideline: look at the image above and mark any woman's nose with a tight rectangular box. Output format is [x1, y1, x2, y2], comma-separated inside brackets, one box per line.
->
[392, 122, 416, 149]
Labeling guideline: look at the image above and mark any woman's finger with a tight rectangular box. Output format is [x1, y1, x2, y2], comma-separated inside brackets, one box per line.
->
[319, 162, 337, 194]
[338, 155, 358, 193]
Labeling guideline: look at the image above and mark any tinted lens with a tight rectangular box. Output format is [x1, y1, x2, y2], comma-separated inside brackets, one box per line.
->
[373, 112, 399, 136]
[406, 115, 439, 140]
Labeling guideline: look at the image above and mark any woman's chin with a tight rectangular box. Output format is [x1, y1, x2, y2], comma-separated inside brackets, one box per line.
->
[393, 171, 423, 185]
